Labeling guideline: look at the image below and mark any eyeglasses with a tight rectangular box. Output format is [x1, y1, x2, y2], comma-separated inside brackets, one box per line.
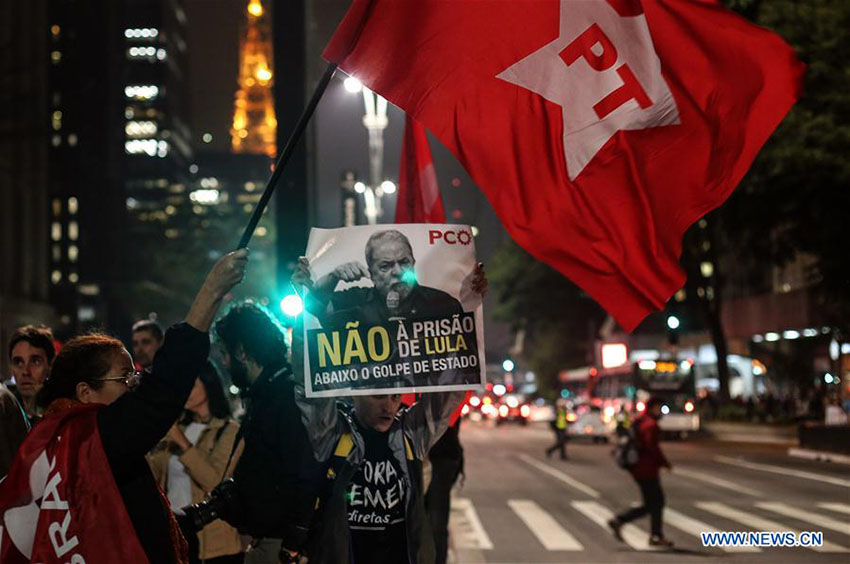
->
[96, 371, 142, 388]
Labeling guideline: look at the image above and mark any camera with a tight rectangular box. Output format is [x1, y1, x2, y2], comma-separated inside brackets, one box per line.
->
[181, 478, 241, 532]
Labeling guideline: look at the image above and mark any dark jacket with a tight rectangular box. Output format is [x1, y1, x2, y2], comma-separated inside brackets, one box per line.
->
[297, 387, 465, 564]
[630, 415, 670, 480]
[0, 383, 29, 476]
[308, 284, 463, 329]
[229, 365, 323, 547]
[98, 322, 209, 564]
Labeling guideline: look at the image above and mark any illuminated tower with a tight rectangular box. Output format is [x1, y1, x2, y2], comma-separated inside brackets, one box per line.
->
[231, 0, 277, 156]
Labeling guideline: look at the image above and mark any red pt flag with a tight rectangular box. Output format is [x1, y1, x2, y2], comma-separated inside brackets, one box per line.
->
[325, 0, 804, 330]
[396, 115, 446, 223]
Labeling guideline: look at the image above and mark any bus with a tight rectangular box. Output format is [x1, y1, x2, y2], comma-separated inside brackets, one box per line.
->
[559, 359, 700, 438]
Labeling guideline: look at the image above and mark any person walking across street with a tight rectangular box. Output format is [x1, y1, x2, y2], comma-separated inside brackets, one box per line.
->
[545, 400, 569, 460]
[608, 396, 674, 547]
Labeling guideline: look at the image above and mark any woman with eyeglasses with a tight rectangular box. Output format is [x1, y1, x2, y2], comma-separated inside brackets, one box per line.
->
[0, 249, 248, 564]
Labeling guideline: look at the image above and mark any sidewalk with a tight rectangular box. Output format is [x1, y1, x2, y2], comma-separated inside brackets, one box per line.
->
[703, 421, 797, 444]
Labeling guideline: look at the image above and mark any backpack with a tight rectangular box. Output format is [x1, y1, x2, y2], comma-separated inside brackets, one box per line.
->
[612, 420, 640, 469]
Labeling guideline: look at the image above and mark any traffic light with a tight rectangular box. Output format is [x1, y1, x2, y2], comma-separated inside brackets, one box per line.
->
[502, 358, 515, 372]
[279, 294, 304, 318]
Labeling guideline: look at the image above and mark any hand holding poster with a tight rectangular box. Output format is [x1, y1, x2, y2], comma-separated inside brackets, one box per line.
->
[299, 225, 486, 397]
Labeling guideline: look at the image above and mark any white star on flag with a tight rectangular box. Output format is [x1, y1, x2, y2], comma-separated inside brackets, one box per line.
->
[497, 0, 681, 181]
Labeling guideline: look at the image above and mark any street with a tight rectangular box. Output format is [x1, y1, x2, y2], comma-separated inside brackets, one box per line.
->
[448, 422, 850, 563]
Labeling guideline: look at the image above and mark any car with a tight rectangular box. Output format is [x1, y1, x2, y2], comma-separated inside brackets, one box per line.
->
[567, 403, 613, 442]
[495, 395, 531, 425]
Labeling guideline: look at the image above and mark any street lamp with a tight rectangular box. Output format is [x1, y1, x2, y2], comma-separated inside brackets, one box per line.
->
[342, 73, 393, 224]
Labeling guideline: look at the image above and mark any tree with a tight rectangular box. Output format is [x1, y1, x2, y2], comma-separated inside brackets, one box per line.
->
[488, 240, 606, 392]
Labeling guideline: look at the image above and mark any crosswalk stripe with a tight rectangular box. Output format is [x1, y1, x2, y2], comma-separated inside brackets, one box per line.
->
[673, 467, 762, 497]
[571, 501, 661, 551]
[507, 499, 583, 551]
[715, 456, 850, 488]
[451, 498, 494, 550]
[517, 454, 600, 499]
[663, 508, 761, 552]
[756, 502, 850, 536]
[818, 503, 850, 516]
[696, 502, 849, 553]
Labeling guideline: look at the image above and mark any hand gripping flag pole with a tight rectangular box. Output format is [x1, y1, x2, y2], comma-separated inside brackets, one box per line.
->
[236, 62, 337, 250]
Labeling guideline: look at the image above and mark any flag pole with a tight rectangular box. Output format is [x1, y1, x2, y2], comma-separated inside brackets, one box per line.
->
[237, 62, 338, 249]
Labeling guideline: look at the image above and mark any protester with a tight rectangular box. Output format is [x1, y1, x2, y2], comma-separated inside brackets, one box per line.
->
[298, 387, 465, 563]
[608, 396, 674, 548]
[148, 361, 245, 563]
[133, 318, 164, 370]
[8, 324, 55, 425]
[0, 249, 248, 563]
[292, 258, 486, 563]
[426, 419, 464, 564]
[187, 301, 322, 564]
[545, 400, 569, 460]
[0, 382, 29, 476]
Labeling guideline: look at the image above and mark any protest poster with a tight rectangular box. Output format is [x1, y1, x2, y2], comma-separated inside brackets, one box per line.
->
[299, 224, 486, 397]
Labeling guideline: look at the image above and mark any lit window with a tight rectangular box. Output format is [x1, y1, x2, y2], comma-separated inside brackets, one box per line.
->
[50, 24, 61, 38]
[202, 133, 212, 143]
[124, 28, 159, 39]
[165, 205, 176, 215]
[51, 135, 61, 147]
[52, 245, 61, 261]
[255, 226, 267, 237]
[165, 228, 179, 239]
[700, 261, 714, 278]
[51, 270, 62, 284]
[124, 85, 159, 101]
[68, 272, 79, 284]
[52, 110, 62, 130]
[156, 140, 169, 158]
[52, 199, 62, 216]
[51, 51, 62, 64]
[68, 245, 78, 262]
[68, 133, 78, 146]
[189, 164, 199, 174]
[125, 120, 158, 137]
[243, 204, 253, 213]
[125, 139, 158, 156]
[68, 221, 78, 240]
[51, 222, 62, 241]
[156, 48, 166, 61]
[244, 181, 256, 192]
[127, 46, 160, 60]
[674, 289, 686, 302]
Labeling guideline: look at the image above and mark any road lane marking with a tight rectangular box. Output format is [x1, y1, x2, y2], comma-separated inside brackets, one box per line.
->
[673, 467, 762, 497]
[507, 499, 583, 551]
[663, 508, 761, 553]
[571, 501, 661, 552]
[696, 502, 849, 553]
[818, 503, 850, 516]
[517, 454, 600, 499]
[756, 502, 850, 535]
[450, 498, 494, 550]
[715, 456, 850, 488]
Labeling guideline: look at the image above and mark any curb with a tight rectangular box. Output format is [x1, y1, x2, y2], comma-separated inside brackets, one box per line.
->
[788, 447, 850, 466]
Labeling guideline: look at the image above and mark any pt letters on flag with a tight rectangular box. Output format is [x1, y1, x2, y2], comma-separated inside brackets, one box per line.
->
[300, 225, 486, 397]
[324, 0, 804, 331]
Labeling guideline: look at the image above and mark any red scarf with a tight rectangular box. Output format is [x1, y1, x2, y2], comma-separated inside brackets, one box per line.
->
[0, 399, 187, 563]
